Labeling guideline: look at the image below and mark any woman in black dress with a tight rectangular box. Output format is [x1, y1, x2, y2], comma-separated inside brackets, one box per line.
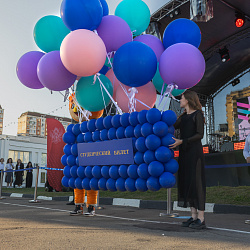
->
[15, 159, 24, 188]
[170, 90, 206, 229]
[26, 162, 33, 188]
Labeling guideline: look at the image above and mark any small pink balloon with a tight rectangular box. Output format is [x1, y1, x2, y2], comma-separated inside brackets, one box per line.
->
[134, 34, 164, 61]
[105, 68, 122, 100]
[60, 29, 107, 76]
[116, 81, 157, 113]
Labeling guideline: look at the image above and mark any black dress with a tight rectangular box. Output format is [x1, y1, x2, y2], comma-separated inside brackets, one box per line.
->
[174, 110, 206, 211]
[15, 163, 24, 186]
[26, 167, 33, 188]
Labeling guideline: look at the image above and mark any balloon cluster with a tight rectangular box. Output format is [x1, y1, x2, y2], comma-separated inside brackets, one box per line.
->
[16, 0, 206, 114]
[61, 108, 179, 192]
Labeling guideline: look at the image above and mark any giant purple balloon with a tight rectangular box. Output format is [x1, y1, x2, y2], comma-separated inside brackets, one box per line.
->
[134, 34, 164, 61]
[159, 43, 205, 89]
[97, 15, 132, 53]
[37, 50, 77, 91]
[16, 51, 45, 89]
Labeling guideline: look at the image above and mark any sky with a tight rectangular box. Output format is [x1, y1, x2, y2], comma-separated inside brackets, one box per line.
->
[0, 0, 168, 136]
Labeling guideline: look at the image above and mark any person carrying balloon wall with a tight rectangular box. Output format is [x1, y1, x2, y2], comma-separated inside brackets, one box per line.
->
[70, 189, 98, 216]
[169, 90, 206, 230]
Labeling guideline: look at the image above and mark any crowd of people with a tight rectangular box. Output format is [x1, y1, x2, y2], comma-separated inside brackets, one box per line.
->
[0, 158, 33, 188]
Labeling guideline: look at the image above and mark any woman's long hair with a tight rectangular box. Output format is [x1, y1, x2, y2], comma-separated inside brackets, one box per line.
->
[182, 90, 203, 112]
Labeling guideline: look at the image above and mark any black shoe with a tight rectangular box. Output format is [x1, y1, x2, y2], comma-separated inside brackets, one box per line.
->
[181, 217, 195, 227]
[66, 201, 75, 205]
[84, 205, 95, 216]
[189, 219, 206, 229]
[70, 205, 82, 216]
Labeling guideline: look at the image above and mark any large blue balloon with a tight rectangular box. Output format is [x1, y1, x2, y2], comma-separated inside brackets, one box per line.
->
[125, 178, 136, 192]
[116, 177, 126, 191]
[99, 0, 109, 16]
[72, 124, 81, 135]
[75, 177, 83, 189]
[162, 133, 175, 147]
[106, 178, 117, 191]
[90, 177, 99, 190]
[61, 154, 68, 166]
[125, 126, 134, 138]
[96, 117, 104, 130]
[85, 166, 93, 179]
[164, 159, 179, 174]
[147, 176, 161, 191]
[71, 144, 78, 156]
[111, 114, 121, 128]
[84, 131, 93, 142]
[159, 172, 176, 188]
[108, 128, 117, 140]
[62, 176, 70, 187]
[118, 165, 129, 179]
[63, 132, 75, 144]
[129, 112, 139, 126]
[120, 113, 130, 127]
[66, 124, 74, 133]
[92, 130, 100, 141]
[76, 133, 84, 143]
[134, 151, 144, 165]
[138, 110, 147, 124]
[77, 166, 86, 178]
[153, 121, 168, 137]
[82, 177, 91, 190]
[146, 108, 161, 124]
[63, 165, 71, 178]
[101, 165, 110, 179]
[109, 165, 120, 180]
[148, 161, 164, 177]
[143, 150, 156, 164]
[135, 137, 147, 153]
[137, 163, 150, 180]
[68, 177, 76, 189]
[100, 129, 109, 141]
[98, 178, 108, 190]
[134, 124, 142, 138]
[103, 116, 113, 129]
[92, 165, 102, 179]
[60, 0, 103, 31]
[141, 123, 153, 137]
[87, 119, 96, 132]
[135, 178, 148, 192]
[80, 121, 88, 133]
[155, 146, 172, 163]
[67, 155, 76, 166]
[163, 18, 201, 49]
[116, 126, 125, 139]
[63, 144, 72, 155]
[127, 164, 139, 179]
[145, 134, 161, 151]
[70, 165, 78, 178]
[113, 41, 157, 87]
[161, 110, 177, 127]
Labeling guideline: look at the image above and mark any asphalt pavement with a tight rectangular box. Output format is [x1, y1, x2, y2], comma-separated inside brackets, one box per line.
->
[0, 197, 249, 249]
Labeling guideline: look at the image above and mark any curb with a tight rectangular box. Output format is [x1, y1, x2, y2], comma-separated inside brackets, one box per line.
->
[2, 192, 250, 215]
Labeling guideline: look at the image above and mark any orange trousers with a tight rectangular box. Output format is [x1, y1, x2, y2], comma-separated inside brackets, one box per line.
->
[74, 188, 98, 206]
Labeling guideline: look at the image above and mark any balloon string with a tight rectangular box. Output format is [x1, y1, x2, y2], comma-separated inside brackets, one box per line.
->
[135, 98, 151, 109]
[156, 82, 167, 109]
[99, 79, 108, 115]
[96, 75, 123, 115]
[128, 87, 138, 113]
[71, 94, 91, 122]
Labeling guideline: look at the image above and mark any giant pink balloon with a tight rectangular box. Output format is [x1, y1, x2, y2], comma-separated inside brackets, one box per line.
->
[60, 29, 107, 76]
[159, 43, 205, 89]
[105, 68, 122, 100]
[115, 81, 157, 113]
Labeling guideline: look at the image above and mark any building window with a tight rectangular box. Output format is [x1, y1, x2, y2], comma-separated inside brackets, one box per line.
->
[41, 153, 47, 166]
[8, 150, 30, 164]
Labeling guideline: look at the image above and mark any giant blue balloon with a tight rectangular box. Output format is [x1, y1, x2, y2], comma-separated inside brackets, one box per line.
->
[63, 165, 71, 178]
[163, 18, 201, 49]
[62, 176, 70, 187]
[60, 0, 103, 31]
[100, 0, 109, 16]
[113, 41, 157, 87]
[135, 178, 148, 192]
[116, 177, 126, 191]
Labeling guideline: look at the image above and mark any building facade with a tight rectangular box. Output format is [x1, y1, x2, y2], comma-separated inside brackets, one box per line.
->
[0, 134, 47, 187]
[17, 111, 72, 137]
[0, 105, 4, 135]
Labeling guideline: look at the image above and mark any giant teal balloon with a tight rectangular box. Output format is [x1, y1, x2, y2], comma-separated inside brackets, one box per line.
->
[34, 15, 70, 53]
[115, 0, 150, 36]
[153, 63, 186, 97]
[76, 75, 113, 112]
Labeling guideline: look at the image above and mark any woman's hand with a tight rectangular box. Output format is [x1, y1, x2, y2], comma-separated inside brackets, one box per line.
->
[169, 138, 183, 149]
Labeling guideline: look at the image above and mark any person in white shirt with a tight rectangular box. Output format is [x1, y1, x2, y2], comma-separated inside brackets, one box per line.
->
[5, 158, 14, 188]
[243, 114, 250, 163]
[0, 158, 4, 181]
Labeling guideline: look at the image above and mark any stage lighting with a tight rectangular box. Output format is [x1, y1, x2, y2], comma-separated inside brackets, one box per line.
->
[231, 78, 240, 86]
[235, 12, 245, 28]
[219, 47, 230, 63]
[169, 8, 181, 19]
